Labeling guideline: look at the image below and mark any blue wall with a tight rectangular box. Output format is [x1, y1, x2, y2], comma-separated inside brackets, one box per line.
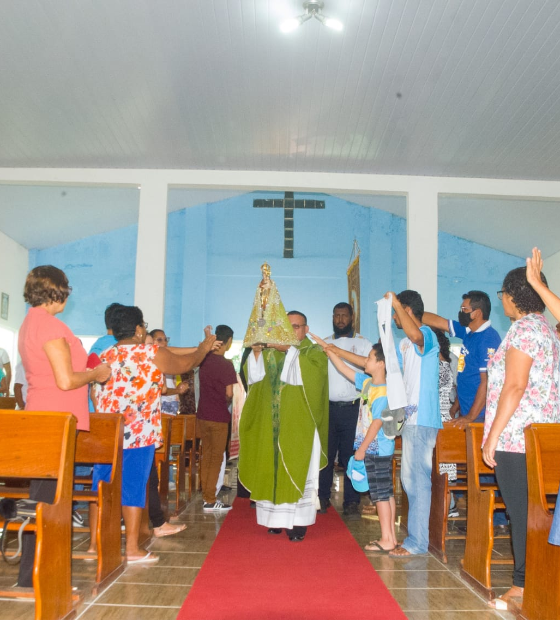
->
[163, 192, 408, 346]
[27, 192, 523, 344]
[29, 224, 137, 334]
[438, 233, 525, 337]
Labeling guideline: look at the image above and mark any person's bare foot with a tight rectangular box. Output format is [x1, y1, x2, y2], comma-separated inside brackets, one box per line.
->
[153, 522, 187, 538]
[488, 585, 524, 610]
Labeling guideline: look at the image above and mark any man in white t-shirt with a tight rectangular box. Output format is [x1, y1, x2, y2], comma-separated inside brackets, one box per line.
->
[0, 347, 11, 395]
[318, 303, 372, 519]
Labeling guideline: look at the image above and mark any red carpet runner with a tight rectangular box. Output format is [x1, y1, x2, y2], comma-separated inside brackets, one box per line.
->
[177, 498, 406, 620]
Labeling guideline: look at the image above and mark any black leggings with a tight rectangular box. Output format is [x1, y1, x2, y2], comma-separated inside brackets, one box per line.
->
[494, 451, 528, 588]
[149, 457, 166, 528]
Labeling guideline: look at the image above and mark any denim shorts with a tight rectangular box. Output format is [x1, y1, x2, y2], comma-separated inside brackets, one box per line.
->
[364, 454, 394, 502]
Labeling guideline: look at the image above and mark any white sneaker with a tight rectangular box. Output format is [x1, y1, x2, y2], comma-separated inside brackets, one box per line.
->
[203, 500, 232, 512]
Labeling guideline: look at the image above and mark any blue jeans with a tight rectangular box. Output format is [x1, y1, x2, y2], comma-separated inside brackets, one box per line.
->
[401, 424, 439, 554]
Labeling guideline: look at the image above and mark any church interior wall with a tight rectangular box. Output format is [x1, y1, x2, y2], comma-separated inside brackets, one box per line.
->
[0, 229, 28, 333]
[21, 191, 525, 345]
[29, 224, 137, 335]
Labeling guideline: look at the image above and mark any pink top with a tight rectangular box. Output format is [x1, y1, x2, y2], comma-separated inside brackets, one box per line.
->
[19, 306, 89, 431]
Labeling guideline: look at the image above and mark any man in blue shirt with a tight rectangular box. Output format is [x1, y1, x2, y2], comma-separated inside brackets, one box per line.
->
[423, 290, 502, 429]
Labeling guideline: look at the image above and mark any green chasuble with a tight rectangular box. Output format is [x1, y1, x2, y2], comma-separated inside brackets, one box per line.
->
[238, 337, 329, 505]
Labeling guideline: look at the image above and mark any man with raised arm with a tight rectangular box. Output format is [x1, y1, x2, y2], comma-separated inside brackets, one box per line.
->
[422, 290, 502, 429]
[386, 290, 441, 558]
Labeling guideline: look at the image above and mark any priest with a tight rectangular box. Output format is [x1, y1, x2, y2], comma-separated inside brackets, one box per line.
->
[239, 266, 328, 541]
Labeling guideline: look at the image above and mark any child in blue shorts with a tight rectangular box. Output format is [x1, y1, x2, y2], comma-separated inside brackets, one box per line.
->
[325, 343, 397, 552]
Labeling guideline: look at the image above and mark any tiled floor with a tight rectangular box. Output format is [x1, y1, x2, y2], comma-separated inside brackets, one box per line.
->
[0, 470, 518, 619]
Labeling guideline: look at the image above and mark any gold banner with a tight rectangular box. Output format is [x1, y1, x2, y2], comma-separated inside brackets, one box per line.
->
[347, 254, 360, 333]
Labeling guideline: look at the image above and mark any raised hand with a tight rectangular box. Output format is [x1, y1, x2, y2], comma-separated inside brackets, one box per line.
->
[526, 247, 545, 291]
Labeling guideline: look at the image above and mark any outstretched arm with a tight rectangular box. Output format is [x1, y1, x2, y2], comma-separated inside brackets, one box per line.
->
[526, 247, 560, 322]
[422, 312, 449, 333]
[309, 333, 367, 368]
[324, 348, 357, 384]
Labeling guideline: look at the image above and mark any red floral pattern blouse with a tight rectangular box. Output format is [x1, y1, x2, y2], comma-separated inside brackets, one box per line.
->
[96, 344, 164, 449]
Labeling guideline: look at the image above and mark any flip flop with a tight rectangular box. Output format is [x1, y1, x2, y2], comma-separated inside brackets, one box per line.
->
[364, 541, 395, 553]
[127, 552, 159, 565]
[153, 523, 187, 538]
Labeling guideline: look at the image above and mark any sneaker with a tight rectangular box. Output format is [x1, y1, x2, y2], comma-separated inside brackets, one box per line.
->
[448, 507, 460, 518]
[203, 501, 233, 512]
[72, 510, 85, 527]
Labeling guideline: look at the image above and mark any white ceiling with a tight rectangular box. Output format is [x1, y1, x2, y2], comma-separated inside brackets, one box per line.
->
[2, 1, 560, 256]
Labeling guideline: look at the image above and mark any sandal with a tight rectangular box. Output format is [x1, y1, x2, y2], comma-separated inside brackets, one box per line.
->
[153, 522, 187, 538]
[127, 551, 159, 564]
[364, 541, 395, 553]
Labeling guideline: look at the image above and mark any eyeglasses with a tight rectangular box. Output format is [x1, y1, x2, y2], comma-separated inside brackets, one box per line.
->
[154, 336, 170, 344]
[460, 306, 472, 313]
[143, 322, 149, 329]
[497, 291, 505, 300]
[290, 324, 307, 329]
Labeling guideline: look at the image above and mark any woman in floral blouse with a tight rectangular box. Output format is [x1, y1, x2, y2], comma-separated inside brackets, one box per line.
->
[482, 257, 560, 609]
[92, 305, 217, 564]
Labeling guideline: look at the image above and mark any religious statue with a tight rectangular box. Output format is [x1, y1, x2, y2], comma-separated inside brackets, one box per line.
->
[242, 262, 299, 348]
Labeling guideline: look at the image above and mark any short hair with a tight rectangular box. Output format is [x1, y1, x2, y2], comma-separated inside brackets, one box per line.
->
[396, 290, 424, 321]
[287, 310, 307, 325]
[372, 342, 385, 364]
[148, 328, 164, 338]
[463, 290, 491, 320]
[215, 325, 234, 342]
[333, 302, 353, 315]
[23, 265, 71, 307]
[105, 303, 124, 330]
[112, 306, 144, 341]
[502, 267, 547, 314]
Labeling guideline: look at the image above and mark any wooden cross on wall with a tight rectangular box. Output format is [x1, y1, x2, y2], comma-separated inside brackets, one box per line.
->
[253, 192, 325, 258]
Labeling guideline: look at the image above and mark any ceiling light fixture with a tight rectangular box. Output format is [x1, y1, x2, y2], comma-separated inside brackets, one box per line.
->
[280, 1, 343, 33]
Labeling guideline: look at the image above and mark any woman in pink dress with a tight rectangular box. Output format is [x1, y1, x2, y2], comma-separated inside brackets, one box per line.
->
[17, 265, 111, 587]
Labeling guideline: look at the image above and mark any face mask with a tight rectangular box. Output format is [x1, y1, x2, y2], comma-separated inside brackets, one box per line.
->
[458, 311, 473, 327]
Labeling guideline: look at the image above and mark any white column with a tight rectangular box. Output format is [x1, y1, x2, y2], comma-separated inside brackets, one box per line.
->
[134, 178, 168, 328]
[406, 182, 438, 311]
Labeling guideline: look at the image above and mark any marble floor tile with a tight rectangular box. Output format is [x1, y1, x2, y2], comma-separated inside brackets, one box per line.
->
[95, 582, 190, 607]
[78, 605, 181, 620]
[405, 611, 514, 620]
[117, 565, 199, 586]
[153, 551, 207, 568]
[377, 569, 464, 589]
[391, 586, 490, 611]
[0, 599, 35, 620]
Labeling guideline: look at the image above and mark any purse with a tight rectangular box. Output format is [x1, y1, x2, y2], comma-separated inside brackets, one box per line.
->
[0, 498, 37, 564]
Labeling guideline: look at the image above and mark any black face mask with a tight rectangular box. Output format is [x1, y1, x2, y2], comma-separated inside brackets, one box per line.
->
[458, 311, 473, 327]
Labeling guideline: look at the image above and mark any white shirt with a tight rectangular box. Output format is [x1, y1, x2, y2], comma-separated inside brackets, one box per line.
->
[324, 333, 373, 402]
[0, 348, 9, 366]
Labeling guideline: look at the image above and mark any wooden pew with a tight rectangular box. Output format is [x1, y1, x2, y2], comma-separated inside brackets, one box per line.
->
[72, 413, 125, 594]
[460, 423, 511, 600]
[155, 414, 188, 517]
[520, 423, 560, 620]
[168, 415, 187, 516]
[0, 396, 17, 409]
[428, 423, 468, 563]
[0, 410, 76, 620]
[155, 414, 173, 518]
